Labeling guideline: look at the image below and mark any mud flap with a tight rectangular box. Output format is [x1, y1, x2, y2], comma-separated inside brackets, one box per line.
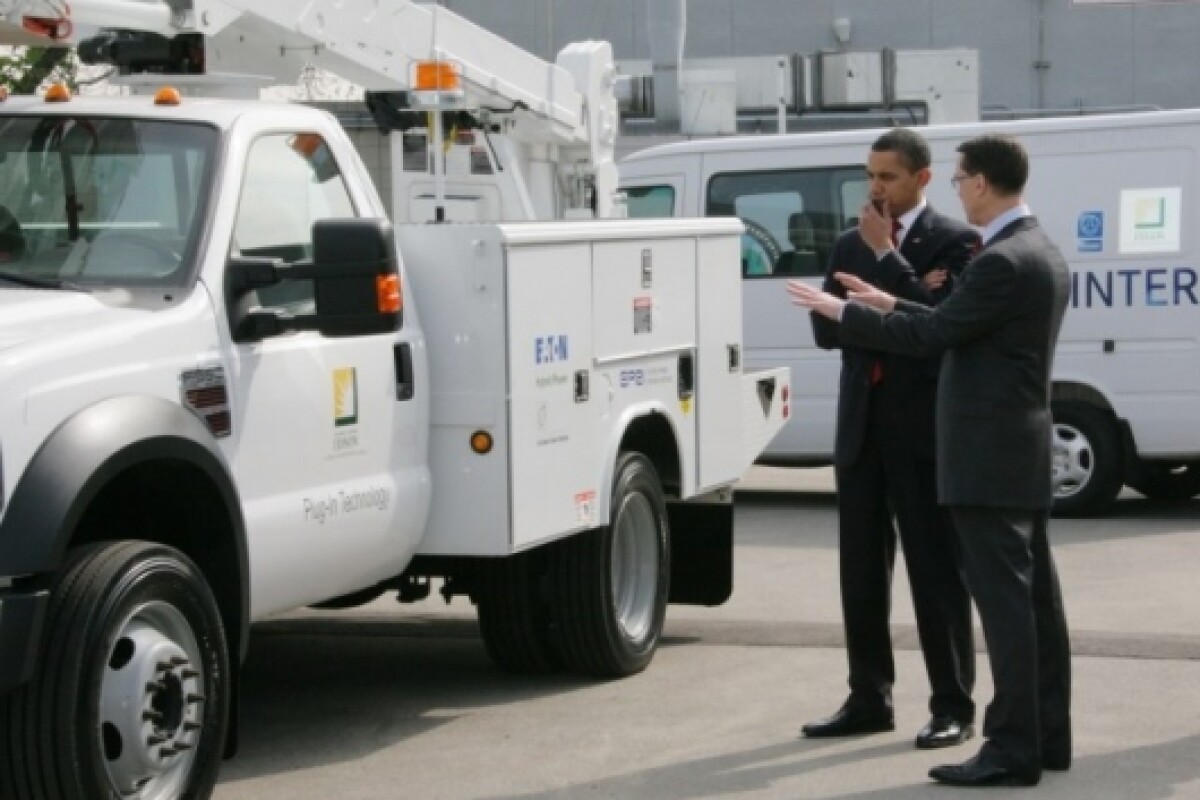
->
[666, 500, 733, 606]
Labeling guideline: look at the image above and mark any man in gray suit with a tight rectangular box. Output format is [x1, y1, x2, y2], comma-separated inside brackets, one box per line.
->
[787, 134, 1072, 787]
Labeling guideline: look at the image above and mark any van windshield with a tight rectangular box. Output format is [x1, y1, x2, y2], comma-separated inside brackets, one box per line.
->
[0, 116, 216, 288]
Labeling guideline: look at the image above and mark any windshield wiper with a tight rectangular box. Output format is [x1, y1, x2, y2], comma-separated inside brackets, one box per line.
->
[0, 270, 87, 292]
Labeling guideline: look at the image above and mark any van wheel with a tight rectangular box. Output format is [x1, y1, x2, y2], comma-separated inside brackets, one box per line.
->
[547, 453, 670, 677]
[1051, 401, 1123, 516]
[475, 549, 560, 673]
[0, 541, 228, 800]
[1127, 459, 1200, 502]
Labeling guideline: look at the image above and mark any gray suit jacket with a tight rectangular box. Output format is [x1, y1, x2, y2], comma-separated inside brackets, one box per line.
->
[838, 216, 1071, 509]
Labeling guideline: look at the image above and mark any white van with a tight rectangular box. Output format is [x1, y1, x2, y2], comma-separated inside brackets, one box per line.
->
[620, 109, 1200, 515]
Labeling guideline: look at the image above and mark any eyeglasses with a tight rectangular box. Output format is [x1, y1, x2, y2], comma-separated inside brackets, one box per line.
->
[950, 172, 976, 189]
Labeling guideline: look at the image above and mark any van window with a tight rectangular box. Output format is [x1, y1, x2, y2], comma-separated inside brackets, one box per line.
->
[625, 185, 675, 218]
[707, 167, 867, 278]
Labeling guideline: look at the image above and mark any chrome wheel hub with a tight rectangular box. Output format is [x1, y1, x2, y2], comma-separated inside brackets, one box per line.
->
[99, 602, 204, 799]
[610, 492, 659, 642]
[1052, 422, 1094, 499]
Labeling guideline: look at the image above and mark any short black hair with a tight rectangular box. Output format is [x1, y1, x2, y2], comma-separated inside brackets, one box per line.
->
[871, 128, 931, 172]
[956, 135, 1029, 196]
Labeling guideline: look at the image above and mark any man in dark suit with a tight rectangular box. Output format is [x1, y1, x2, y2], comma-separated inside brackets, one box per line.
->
[788, 134, 1072, 787]
[801, 128, 978, 750]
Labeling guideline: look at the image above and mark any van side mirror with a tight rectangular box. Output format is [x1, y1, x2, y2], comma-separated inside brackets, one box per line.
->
[226, 218, 402, 342]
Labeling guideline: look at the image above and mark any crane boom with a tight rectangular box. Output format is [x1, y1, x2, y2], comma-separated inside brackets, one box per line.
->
[0, 0, 621, 219]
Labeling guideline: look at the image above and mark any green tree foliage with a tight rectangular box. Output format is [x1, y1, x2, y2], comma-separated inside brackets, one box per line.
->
[0, 46, 75, 94]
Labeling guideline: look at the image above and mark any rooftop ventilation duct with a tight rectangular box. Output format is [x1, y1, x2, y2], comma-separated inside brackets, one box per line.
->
[646, 0, 686, 128]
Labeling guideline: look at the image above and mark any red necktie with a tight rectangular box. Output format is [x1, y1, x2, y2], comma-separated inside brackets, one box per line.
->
[891, 217, 902, 248]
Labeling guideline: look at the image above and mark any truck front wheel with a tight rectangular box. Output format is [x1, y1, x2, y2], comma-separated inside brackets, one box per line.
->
[548, 453, 670, 677]
[0, 542, 229, 800]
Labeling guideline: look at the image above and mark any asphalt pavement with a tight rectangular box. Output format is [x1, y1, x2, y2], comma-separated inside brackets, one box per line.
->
[214, 467, 1200, 800]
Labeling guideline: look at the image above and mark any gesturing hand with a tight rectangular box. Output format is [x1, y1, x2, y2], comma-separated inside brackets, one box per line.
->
[833, 272, 897, 313]
[785, 279, 846, 320]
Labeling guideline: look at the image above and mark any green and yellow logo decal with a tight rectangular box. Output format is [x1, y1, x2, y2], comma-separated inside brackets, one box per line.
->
[333, 367, 359, 427]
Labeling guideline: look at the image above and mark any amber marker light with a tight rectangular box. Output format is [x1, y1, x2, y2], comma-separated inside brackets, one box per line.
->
[44, 83, 71, 103]
[414, 61, 461, 93]
[376, 274, 402, 313]
[154, 86, 183, 106]
[289, 132, 322, 158]
[470, 431, 494, 455]
[411, 59, 465, 107]
[0, 87, 8, 102]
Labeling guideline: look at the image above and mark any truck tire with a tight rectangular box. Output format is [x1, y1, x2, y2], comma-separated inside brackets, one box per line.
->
[475, 549, 559, 673]
[1127, 459, 1200, 502]
[1051, 401, 1123, 517]
[547, 452, 670, 677]
[0, 542, 229, 800]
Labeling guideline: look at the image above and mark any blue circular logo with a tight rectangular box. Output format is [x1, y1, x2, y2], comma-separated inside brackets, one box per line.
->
[1078, 212, 1103, 239]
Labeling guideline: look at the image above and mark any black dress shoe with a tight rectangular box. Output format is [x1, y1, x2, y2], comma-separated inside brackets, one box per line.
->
[929, 751, 1040, 787]
[1042, 752, 1071, 771]
[801, 702, 894, 738]
[915, 715, 974, 749]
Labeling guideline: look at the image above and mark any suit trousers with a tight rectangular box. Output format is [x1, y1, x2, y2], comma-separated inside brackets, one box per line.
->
[949, 506, 1072, 771]
[834, 391, 975, 720]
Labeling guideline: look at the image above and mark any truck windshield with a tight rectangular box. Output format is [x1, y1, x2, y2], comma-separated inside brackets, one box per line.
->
[0, 116, 216, 288]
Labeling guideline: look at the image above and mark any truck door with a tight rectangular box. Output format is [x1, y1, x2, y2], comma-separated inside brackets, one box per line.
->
[225, 132, 427, 616]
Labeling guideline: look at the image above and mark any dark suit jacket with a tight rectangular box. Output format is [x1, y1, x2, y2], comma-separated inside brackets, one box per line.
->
[838, 216, 1071, 509]
[812, 206, 977, 468]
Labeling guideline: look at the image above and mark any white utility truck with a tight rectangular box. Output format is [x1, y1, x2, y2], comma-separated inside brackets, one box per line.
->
[0, 1, 789, 797]
[620, 110, 1200, 515]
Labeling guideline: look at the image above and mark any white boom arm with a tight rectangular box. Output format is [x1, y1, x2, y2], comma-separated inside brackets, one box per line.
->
[0, 0, 621, 219]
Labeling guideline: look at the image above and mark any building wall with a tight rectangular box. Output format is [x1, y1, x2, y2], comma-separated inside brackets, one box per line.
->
[438, 0, 1200, 114]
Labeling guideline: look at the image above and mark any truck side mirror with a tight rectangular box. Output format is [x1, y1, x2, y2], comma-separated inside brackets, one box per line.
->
[226, 217, 402, 342]
[311, 217, 403, 337]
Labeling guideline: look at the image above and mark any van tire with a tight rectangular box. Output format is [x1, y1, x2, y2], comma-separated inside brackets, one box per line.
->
[1051, 401, 1123, 516]
[1127, 459, 1200, 502]
[475, 549, 560, 673]
[547, 453, 670, 677]
[0, 541, 228, 800]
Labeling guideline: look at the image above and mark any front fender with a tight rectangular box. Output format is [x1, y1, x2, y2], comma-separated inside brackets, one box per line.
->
[0, 395, 250, 657]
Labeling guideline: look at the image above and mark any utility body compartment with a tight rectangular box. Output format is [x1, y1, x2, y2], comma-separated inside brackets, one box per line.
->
[398, 218, 788, 556]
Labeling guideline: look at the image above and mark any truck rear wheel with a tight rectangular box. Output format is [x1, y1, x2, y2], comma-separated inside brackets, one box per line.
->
[1051, 401, 1123, 517]
[1127, 459, 1200, 502]
[548, 453, 670, 677]
[475, 549, 559, 673]
[0, 542, 228, 800]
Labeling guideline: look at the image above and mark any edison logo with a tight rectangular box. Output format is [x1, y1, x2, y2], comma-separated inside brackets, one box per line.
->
[333, 368, 359, 427]
[1134, 196, 1166, 231]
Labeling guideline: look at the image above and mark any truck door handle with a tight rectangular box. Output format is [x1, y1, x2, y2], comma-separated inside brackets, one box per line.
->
[394, 343, 415, 401]
[678, 352, 695, 400]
